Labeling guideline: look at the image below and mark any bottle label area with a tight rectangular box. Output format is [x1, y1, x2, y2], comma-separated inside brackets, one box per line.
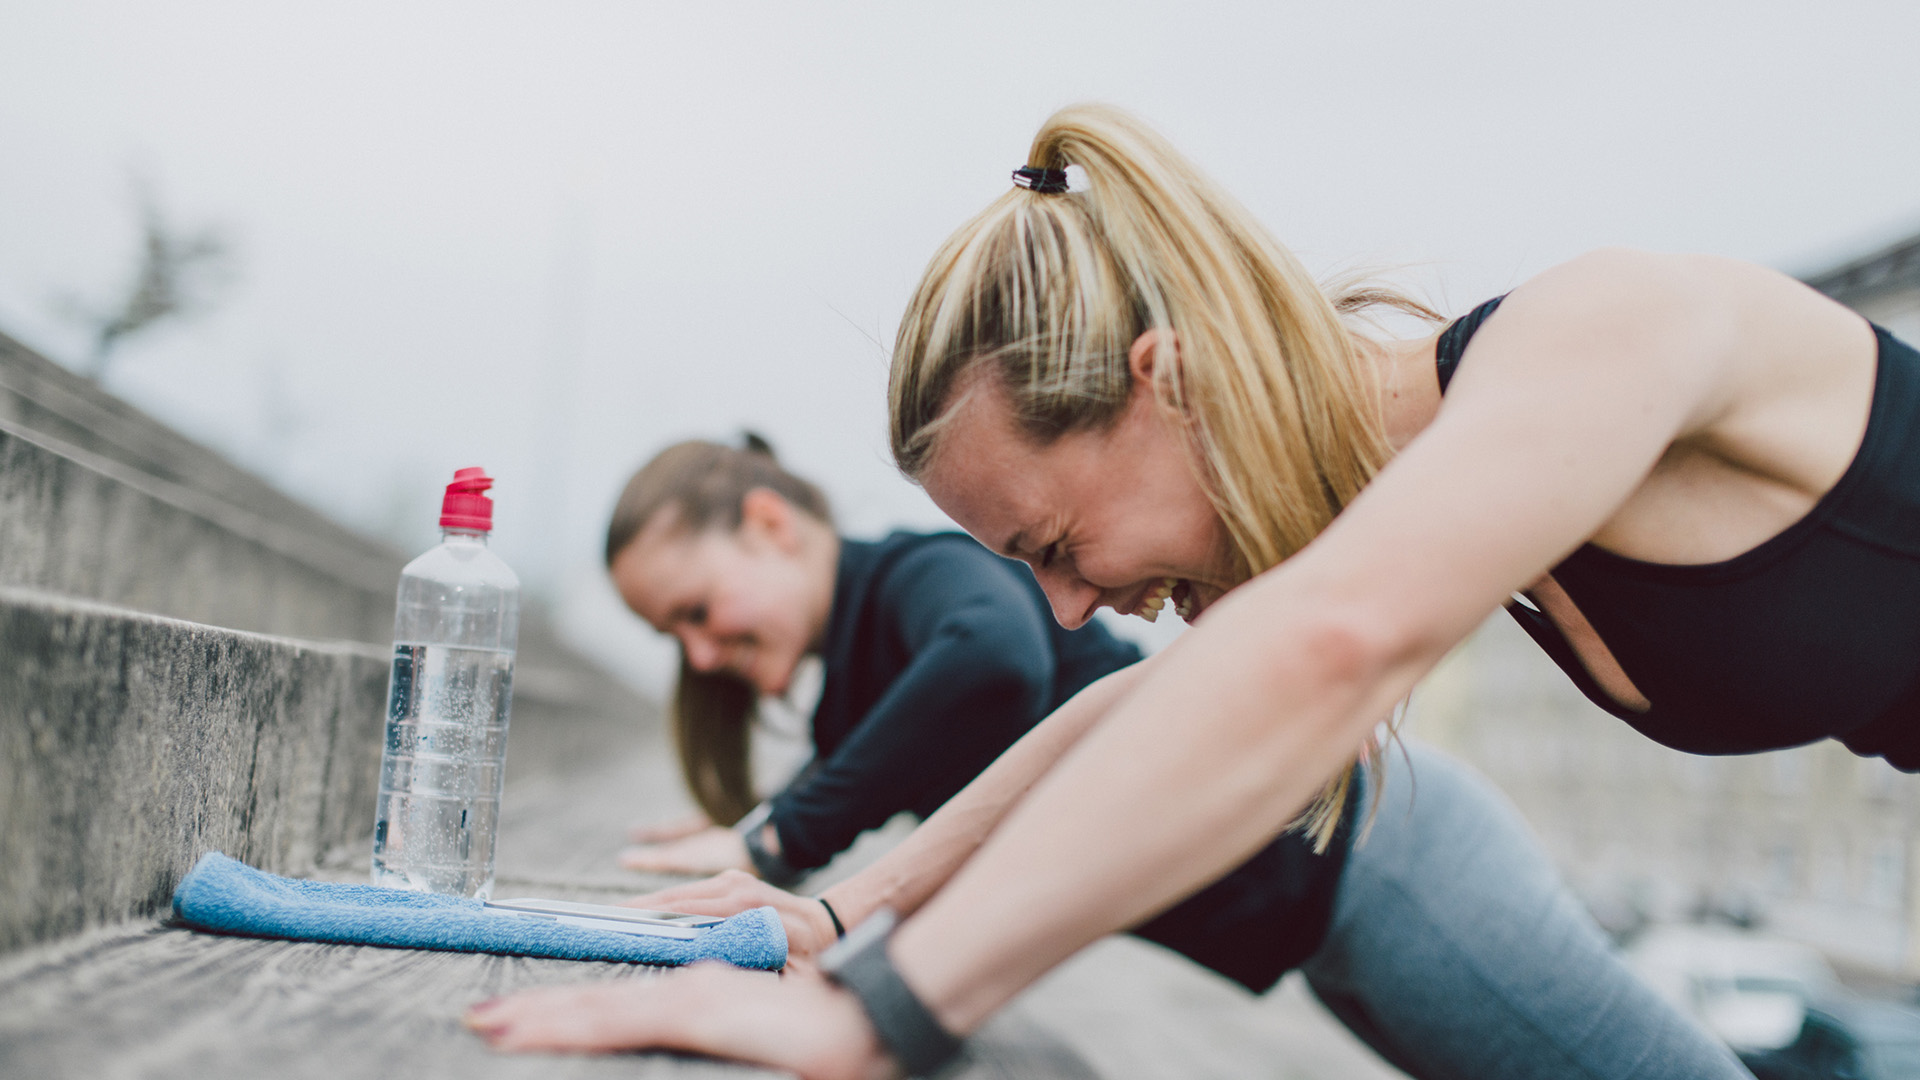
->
[372, 643, 514, 898]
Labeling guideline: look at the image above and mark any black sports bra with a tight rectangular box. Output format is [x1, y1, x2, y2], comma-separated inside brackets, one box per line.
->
[1438, 296, 1920, 771]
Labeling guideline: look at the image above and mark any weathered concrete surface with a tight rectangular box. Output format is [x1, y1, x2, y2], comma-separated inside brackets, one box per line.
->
[0, 424, 398, 642]
[0, 330, 399, 574]
[0, 391, 653, 732]
[0, 708, 1401, 1080]
[0, 587, 388, 950]
[0, 586, 666, 953]
[0, 914, 1108, 1080]
[0, 708, 1101, 1080]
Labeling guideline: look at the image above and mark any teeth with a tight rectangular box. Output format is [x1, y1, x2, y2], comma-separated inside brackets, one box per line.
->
[1133, 577, 1178, 621]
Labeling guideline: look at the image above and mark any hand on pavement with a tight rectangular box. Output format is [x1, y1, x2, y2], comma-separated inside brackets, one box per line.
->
[619, 826, 753, 877]
[465, 961, 896, 1080]
[620, 869, 842, 962]
[627, 812, 712, 845]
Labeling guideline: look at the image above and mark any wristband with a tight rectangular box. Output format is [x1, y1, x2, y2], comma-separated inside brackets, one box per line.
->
[818, 896, 847, 938]
[733, 801, 804, 886]
[819, 908, 966, 1078]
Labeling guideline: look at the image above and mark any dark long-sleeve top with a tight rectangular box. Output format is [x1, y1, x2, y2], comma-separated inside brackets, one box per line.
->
[767, 531, 1351, 993]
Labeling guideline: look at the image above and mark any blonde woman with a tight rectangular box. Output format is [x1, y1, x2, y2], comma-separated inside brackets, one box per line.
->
[463, 103, 1917, 1075]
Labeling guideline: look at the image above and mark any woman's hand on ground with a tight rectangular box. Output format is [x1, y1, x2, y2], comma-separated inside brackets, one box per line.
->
[465, 961, 894, 1080]
[619, 826, 752, 876]
[620, 869, 842, 961]
[627, 812, 712, 845]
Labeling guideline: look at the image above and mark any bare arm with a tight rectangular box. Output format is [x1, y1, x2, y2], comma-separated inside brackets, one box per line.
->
[819, 653, 1150, 922]
[621, 656, 1152, 958]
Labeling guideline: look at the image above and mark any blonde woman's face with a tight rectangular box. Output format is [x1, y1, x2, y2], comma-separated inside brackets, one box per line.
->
[610, 508, 823, 696]
[921, 372, 1240, 630]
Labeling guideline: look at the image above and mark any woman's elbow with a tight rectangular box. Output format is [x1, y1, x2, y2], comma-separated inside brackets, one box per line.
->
[1263, 605, 1424, 709]
[968, 647, 1055, 721]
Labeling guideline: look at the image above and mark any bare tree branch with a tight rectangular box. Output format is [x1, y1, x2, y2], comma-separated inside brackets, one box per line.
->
[83, 183, 233, 378]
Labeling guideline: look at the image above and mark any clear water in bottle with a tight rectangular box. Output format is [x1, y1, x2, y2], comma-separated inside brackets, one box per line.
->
[371, 468, 519, 898]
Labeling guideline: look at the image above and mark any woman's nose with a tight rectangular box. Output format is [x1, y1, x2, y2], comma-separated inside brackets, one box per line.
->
[1036, 571, 1102, 631]
[681, 632, 723, 672]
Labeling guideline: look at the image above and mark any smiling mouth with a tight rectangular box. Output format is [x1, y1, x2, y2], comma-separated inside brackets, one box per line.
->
[1129, 578, 1195, 622]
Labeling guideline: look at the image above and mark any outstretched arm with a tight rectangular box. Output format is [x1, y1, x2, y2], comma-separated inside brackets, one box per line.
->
[616, 656, 1152, 960]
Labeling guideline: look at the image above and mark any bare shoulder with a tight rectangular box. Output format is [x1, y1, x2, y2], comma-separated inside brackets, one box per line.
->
[1471, 248, 1871, 436]
[1515, 248, 1864, 347]
[1508, 248, 1841, 344]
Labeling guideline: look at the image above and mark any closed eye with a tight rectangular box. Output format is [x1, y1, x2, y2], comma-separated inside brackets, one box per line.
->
[1039, 540, 1064, 570]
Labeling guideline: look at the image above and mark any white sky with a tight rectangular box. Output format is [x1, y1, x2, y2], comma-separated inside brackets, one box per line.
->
[4, 0, 1919, 685]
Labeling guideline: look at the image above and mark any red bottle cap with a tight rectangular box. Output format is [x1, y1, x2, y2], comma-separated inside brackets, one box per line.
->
[439, 467, 495, 532]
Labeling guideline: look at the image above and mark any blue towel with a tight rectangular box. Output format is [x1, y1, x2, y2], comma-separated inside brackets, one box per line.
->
[171, 852, 786, 970]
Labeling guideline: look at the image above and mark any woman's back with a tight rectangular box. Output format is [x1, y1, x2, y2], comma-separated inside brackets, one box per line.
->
[1441, 298, 1920, 768]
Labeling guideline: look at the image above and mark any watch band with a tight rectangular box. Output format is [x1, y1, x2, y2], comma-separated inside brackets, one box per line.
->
[733, 801, 804, 886]
[820, 908, 966, 1078]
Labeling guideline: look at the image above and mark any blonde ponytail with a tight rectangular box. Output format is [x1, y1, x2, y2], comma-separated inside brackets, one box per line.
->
[890, 104, 1433, 848]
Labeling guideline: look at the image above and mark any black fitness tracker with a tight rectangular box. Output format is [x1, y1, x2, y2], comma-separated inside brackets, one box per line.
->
[734, 801, 804, 886]
[819, 908, 966, 1078]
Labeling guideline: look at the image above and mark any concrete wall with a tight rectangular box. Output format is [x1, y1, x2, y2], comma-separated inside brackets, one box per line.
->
[0, 424, 394, 643]
[0, 587, 387, 951]
[0, 330, 395, 571]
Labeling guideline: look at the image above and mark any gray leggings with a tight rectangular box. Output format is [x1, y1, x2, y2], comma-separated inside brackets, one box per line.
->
[1300, 742, 1752, 1080]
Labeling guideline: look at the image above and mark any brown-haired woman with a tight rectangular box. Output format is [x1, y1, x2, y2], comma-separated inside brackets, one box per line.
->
[601, 434, 1149, 888]
[471, 434, 1751, 1078]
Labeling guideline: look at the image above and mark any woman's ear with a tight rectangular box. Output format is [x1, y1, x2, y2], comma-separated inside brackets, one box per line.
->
[739, 487, 801, 553]
[1128, 328, 1182, 413]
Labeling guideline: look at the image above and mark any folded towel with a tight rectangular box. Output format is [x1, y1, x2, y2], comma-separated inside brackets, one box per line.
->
[172, 852, 786, 970]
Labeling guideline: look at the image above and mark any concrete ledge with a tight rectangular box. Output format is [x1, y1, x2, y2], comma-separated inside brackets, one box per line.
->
[0, 330, 399, 573]
[0, 585, 665, 953]
[0, 425, 398, 642]
[0, 587, 388, 951]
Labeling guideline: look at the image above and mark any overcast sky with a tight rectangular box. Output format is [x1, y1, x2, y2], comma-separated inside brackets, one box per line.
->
[5, 0, 1919, 687]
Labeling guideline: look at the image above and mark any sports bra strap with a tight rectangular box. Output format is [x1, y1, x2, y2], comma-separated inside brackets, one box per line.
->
[1435, 294, 1508, 394]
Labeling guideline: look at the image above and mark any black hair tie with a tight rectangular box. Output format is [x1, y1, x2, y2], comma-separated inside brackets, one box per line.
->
[1012, 166, 1070, 194]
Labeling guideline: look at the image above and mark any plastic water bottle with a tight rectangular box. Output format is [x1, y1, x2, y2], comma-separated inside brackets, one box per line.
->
[371, 467, 520, 898]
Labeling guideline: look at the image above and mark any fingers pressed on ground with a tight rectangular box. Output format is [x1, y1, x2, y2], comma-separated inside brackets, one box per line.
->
[628, 812, 711, 844]
[464, 964, 890, 1080]
[621, 869, 761, 909]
